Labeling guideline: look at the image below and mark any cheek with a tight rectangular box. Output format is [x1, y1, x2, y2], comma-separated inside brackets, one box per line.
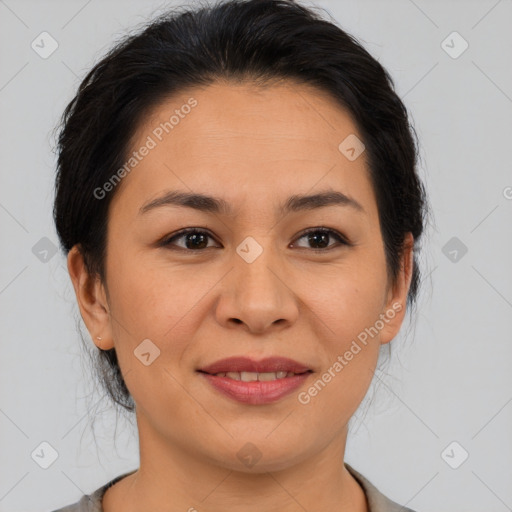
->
[307, 253, 387, 398]
[299, 283, 383, 430]
[314, 257, 388, 341]
[104, 259, 207, 407]
[105, 250, 219, 355]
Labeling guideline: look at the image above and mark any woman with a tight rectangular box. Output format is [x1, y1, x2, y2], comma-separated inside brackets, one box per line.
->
[52, 0, 427, 510]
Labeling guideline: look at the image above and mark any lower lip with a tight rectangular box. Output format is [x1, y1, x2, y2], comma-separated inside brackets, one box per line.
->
[199, 372, 312, 404]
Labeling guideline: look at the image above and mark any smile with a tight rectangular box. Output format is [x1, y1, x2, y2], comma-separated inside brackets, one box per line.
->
[208, 371, 308, 381]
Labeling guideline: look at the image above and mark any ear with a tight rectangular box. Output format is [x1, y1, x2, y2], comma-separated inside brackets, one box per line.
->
[67, 245, 114, 350]
[379, 232, 414, 345]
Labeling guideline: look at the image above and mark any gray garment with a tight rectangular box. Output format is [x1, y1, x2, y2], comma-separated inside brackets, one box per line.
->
[50, 463, 417, 512]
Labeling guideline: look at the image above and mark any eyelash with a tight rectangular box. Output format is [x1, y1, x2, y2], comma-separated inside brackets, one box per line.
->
[159, 227, 351, 252]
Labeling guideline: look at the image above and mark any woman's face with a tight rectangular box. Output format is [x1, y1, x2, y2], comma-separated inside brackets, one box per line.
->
[71, 80, 412, 472]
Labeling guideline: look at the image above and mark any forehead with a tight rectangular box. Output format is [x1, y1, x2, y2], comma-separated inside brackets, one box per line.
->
[142, 79, 361, 157]
[111, 80, 375, 216]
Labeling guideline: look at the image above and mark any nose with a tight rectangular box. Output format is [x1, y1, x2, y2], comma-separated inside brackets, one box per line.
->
[214, 242, 300, 334]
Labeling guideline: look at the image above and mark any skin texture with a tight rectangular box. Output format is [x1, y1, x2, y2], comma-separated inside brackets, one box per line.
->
[68, 80, 413, 512]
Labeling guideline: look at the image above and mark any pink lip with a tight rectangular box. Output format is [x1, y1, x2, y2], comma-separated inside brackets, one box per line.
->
[198, 356, 311, 374]
[197, 356, 313, 405]
[199, 372, 312, 404]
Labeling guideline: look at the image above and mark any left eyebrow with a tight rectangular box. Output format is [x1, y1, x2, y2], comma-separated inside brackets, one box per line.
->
[139, 189, 365, 216]
[280, 190, 365, 215]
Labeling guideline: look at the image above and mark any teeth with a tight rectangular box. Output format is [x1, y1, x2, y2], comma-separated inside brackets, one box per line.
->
[257, 372, 277, 381]
[214, 371, 300, 381]
[240, 371, 259, 382]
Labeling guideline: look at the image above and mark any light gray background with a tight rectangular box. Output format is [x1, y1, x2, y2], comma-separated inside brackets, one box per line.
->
[1, 0, 511, 511]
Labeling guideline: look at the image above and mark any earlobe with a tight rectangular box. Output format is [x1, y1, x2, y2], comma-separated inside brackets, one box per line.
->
[379, 233, 414, 345]
[67, 245, 114, 350]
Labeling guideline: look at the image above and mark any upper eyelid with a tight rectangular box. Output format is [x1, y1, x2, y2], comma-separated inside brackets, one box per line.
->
[297, 226, 348, 241]
[160, 228, 219, 248]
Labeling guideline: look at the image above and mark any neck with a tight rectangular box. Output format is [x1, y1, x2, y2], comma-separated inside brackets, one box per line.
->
[103, 413, 368, 512]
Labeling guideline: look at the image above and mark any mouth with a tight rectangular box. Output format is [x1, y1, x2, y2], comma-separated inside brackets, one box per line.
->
[197, 369, 312, 381]
[197, 355, 313, 375]
[197, 356, 314, 404]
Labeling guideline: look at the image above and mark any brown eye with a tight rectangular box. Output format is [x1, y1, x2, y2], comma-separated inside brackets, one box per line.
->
[161, 229, 219, 251]
[292, 228, 350, 251]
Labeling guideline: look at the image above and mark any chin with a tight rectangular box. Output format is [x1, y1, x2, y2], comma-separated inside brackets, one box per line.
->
[209, 437, 311, 474]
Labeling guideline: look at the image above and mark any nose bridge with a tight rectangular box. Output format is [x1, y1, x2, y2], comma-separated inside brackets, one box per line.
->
[215, 233, 299, 332]
[234, 234, 283, 299]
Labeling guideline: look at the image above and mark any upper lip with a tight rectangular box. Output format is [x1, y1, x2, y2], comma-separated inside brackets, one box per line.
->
[198, 356, 312, 375]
